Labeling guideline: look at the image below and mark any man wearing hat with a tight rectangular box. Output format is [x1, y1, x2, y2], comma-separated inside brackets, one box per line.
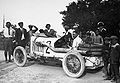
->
[15, 22, 28, 47]
[102, 37, 111, 79]
[3, 22, 15, 62]
[109, 36, 120, 83]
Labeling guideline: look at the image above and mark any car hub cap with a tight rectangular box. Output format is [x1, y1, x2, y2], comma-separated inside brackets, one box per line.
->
[66, 54, 81, 74]
[15, 49, 24, 64]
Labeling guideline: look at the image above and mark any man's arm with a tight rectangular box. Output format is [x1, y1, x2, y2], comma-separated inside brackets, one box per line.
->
[32, 25, 38, 33]
[0, 29, 4, 38]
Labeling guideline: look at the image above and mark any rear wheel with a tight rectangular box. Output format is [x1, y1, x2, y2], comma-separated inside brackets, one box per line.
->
[62, 51, 85, 78]
[13, 46, 27, 67]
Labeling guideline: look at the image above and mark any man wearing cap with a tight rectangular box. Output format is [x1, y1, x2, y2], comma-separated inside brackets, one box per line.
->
[109, 36, 120, 83]
[3, 22, 15, 62]
[15, 22, 28, 47]
[102, 37, 111, 79]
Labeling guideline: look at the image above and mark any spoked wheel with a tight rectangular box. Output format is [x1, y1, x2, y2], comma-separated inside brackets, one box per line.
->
[62, 52, 85, 78]
[13, 46, 27, 67]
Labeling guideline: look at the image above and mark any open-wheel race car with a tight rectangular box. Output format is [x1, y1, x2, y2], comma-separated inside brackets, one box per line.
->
[13, 33, 104, 78]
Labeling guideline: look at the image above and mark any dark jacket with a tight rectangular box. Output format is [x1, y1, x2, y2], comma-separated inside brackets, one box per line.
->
[110, 44, 120, 64]
[102, 43, 110, 62]
[15, 28, 28, 44]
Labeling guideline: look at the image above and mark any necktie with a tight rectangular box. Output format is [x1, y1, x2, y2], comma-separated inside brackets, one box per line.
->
[21, 29, 24, 34]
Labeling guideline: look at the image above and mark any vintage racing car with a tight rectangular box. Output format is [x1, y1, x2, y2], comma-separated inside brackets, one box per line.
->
[13, 33, 104, 78]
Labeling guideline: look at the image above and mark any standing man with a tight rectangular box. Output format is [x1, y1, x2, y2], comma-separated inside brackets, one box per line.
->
[28, 25, 38, 36]
[102, 37, 111, 79]
[15, 22, 28, 47]
[97, 22, 107, 38]
[109, 36, 120, 83]
[3, 22, 15, 62]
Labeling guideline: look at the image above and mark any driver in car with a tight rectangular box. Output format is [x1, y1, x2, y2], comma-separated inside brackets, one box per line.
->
[72, 30, 83, 50]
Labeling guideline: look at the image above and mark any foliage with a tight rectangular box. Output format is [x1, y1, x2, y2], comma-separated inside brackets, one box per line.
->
[60, 0, 120, 37]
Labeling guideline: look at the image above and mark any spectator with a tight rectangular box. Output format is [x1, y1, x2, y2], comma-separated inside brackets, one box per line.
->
[44, 24, 57, 37]
[15, 22, 28, 47]
[28, 25, 38, 37]
[102, 37, 111, 79]
[97, 22, 107, 38]
[3, 22, 15, 63]
[108, 36, 120, 83]
[28, 25, 38, 34]
[93, 30, 103, 45]
[84, 32, 93, 44]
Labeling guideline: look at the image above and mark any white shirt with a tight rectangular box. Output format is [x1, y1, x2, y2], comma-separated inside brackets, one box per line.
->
[20, 28, 25, 40]
[72, 35, 83, 49]
[3, 27, 15, 37]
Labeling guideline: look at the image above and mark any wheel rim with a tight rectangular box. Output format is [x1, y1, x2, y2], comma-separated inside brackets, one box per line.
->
[66, 54, 81, 74]
[15, 49, 24, 64]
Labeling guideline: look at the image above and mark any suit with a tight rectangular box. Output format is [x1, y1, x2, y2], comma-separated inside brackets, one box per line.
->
[15, 28, 28, 47]
[109, 43, 120, 80]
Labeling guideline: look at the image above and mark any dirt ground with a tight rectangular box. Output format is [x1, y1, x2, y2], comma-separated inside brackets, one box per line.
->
[0, 51, 112, 83]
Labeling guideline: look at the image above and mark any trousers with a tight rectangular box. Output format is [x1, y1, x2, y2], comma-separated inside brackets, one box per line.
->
[109, 64, 120, 80]
[4, 37, 13, 61]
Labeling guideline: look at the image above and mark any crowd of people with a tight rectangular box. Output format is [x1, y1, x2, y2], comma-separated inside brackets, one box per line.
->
[0, 21, 57, 63]
[102, 36, 120, 83]
[0, 21, 120, 83]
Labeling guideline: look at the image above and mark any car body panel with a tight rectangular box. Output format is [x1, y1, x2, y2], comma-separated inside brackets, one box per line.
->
[29, 34, 104, 69]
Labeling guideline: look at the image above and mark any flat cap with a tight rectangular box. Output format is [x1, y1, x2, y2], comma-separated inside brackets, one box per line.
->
[104, 37, 110, 40]
[110, 36, 118, 40]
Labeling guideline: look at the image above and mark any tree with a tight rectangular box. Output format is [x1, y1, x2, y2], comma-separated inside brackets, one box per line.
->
[60, 0, 120, 37]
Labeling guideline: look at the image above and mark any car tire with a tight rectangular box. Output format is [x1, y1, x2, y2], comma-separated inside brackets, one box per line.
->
[62, 51, 85, 78]
[13, 46, 27, 67]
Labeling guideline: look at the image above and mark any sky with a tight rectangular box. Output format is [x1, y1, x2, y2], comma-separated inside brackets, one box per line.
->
[0, 0, 77, 35]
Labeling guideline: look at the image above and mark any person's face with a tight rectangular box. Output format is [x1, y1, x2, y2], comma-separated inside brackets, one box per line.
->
[46, 25, 50, 30]
[29, 26, 33, 30]
[104, 40, 110, 44]
[96, 30, 99, 35]
[19, 23, 23, 28]
[6, 22, 11, 28]
[111, 39, 117, 45]
[72, 32, 78, 39]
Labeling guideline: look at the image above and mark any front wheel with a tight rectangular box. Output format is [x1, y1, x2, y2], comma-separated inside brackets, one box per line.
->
[13, 46, 27, 67]
[62, 51, 85, 78]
